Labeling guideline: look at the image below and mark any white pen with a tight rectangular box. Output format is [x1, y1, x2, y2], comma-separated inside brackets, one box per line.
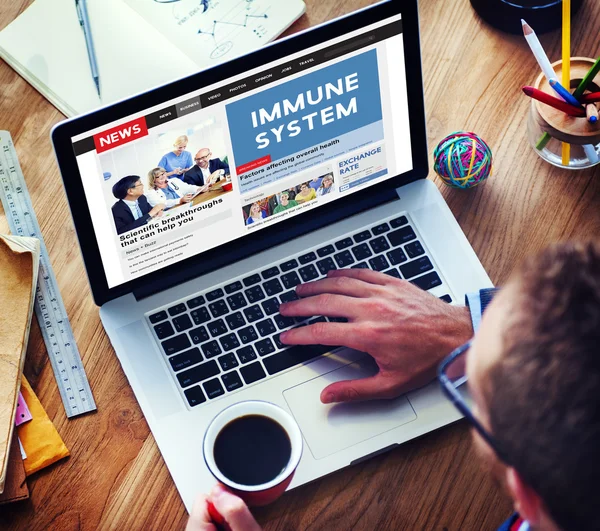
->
[75, 0, 101, 98]
[521, 19, 556, 84]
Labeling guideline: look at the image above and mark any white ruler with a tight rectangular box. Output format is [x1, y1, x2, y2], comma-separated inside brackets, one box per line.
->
[0, 131, 96, 418]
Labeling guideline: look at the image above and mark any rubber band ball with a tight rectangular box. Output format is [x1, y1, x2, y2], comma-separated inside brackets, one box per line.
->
[433, 132, 493, 189]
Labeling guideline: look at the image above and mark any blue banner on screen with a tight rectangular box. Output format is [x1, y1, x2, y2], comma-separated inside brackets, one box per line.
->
[226, 50, 383, 175]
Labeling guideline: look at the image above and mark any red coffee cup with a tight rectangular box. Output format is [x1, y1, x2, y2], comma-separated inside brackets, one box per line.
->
[203, 400, 303, 507]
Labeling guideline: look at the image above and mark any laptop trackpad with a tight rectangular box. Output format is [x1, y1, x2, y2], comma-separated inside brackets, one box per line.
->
[283, 356, 417, 460]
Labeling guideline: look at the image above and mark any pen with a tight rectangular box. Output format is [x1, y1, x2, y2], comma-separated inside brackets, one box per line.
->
[549, 79, 581, 108]
[75, 0, 101, 98]
[522, 86, 585, 117]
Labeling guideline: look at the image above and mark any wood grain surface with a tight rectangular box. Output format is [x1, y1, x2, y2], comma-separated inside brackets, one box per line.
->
[1, 0, 599, 529]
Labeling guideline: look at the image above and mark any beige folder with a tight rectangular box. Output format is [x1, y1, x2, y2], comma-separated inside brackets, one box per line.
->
[0, 235, 40, 493]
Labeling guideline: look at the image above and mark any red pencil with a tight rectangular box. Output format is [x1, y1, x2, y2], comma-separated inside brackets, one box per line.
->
[580, 91, 600, 104]
[522, 86, 586, 117]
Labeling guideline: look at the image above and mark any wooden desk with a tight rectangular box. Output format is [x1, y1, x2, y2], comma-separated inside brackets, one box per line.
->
[1, 1, 599, 529]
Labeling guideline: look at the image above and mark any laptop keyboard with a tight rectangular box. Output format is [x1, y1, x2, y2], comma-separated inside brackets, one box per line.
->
[146, 213, 453, 409]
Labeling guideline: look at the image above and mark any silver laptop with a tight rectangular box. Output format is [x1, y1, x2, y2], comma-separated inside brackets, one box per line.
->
[52, 0, 491, 511]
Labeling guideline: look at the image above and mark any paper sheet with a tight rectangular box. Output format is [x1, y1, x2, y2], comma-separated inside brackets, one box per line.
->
[124, 0, 306, 69]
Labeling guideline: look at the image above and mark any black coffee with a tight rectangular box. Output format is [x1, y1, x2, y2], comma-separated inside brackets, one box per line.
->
[213, 414, 291, 486]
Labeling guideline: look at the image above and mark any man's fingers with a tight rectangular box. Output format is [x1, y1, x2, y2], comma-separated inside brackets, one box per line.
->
[295, 276, 386, 299]
[281, 322, 363, 350]
[320, 374, 399, 404]
[210, 485, 262, 531]
[321, 371, 437, 404]
[279, 294, 361, 319]
[327, 268, 395, 285]
[186, 494, 216, 531]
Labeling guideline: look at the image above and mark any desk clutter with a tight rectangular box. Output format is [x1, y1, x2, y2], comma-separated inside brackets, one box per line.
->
[0, 137, 76, 504]
[0, 378, 70, 505]
[520, 12, 600, 168]
[0, 235, 69, 505]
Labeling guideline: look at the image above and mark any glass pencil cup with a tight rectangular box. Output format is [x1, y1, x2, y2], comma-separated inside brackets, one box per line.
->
[527, 57, 600, 170]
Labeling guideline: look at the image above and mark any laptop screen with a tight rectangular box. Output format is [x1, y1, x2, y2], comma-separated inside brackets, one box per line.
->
[69, 13, 411, 290]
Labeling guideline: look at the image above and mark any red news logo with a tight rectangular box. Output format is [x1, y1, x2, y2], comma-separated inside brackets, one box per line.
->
[93, 117, 148, 153]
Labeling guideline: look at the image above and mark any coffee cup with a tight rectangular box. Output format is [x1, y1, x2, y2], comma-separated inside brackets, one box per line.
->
[203, 400, 303, 506]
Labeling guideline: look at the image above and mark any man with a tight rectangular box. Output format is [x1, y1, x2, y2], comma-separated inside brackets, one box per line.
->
[184, 148, 229, 187]
[187, 242, 600, 530]
[111, 175, 164, 235]
[272, 191, 298, 214]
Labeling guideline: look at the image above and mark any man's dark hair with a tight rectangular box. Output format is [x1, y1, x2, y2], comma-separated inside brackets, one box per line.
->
[112, 175, 141, 200]
[487, 241, 600, 531]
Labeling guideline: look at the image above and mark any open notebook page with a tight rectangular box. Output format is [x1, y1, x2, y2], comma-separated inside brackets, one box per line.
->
[0, 0, 197, 116]
[124, 0, 306, 69]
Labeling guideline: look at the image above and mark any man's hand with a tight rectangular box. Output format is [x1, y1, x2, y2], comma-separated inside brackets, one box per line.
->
[185, 485, 261, 531]
[209, 170, 224, 183]
[149, 203, 165, 218]
[279, 269, 472, 404]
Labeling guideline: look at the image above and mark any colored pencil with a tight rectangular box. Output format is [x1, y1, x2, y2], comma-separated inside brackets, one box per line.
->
[549, 79, 581, 107]
[522, 86, 586, 116]
[583, 144, 599, 164]
[580, 92, 600, 104]
[573, 57, 600, 100]
[586, 103, 599, 123]
[561, 0, 571, 165]
[521, 20, 556, 83]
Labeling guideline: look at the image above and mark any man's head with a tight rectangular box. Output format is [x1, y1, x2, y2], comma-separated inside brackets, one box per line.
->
[195, 148, 211, 169]
[467, 241, 600, 531]
[113, 175, 143, 200]
[279, 191, 289, 206]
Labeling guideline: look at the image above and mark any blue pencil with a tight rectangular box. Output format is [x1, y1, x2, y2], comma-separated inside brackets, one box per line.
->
[549, 78, 581, 107]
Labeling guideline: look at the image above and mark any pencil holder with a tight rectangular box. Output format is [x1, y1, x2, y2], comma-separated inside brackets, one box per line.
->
[527, 57, 600, 169]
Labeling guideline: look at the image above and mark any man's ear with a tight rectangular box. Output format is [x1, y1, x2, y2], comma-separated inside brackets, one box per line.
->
[505, 467, 543, 526]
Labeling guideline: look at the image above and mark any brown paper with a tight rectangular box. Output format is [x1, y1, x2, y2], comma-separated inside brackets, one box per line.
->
[0, 431, 29, 505]
[0, 235, 40, 493]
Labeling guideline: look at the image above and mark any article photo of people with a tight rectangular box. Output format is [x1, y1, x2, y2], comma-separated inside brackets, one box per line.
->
[98, 116, 233, 235]
[241, 172, 335, 228]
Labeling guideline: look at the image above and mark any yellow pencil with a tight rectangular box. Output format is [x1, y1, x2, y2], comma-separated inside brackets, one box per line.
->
[562, 0, 571, 166]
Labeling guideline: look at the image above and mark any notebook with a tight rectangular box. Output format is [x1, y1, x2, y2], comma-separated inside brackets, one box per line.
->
[0, 0, 305, 117]
[0, 235, 40, 494]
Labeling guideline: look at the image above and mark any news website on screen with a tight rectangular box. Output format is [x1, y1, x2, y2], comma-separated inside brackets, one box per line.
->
[71, 15, 412, 289]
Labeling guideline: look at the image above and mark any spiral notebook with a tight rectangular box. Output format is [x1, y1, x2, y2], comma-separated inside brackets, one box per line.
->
[0, 0, 305, 117]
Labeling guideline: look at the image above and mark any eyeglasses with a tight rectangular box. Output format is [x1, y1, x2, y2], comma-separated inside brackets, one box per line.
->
[129, 182, 144, 189]
[194, 154, 211, 161]
[437, 340, 509, 464]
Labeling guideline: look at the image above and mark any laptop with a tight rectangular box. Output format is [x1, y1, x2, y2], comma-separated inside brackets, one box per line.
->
[52, 0, 492, 511]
